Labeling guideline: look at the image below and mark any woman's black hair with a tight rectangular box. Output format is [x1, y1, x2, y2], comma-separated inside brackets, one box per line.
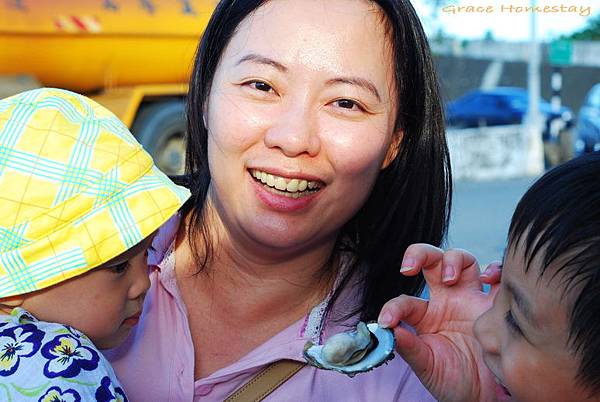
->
[508, 152, 600, 395]
[180, 0, 451, 322]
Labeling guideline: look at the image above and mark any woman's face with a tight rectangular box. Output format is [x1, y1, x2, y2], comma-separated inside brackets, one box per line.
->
[205, 0, 398, 253]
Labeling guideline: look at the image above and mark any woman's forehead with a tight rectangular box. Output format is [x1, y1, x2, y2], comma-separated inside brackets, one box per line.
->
[223, 0, 393, 78]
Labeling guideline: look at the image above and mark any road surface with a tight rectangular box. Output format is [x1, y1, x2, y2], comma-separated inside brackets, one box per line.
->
[446, 176, 537, 266]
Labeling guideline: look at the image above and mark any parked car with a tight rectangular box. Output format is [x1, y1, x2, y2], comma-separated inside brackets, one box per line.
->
[446, 87, 575, 166]
[446, 87, 573, 134]
[574, 83, 600, 156]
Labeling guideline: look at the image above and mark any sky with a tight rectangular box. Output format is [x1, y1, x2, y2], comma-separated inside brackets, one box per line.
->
[412, 0, 596, 42]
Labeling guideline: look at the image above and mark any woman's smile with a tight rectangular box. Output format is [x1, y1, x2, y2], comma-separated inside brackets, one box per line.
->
[250, 168, 324, 197]
[249, 168, 324, 212]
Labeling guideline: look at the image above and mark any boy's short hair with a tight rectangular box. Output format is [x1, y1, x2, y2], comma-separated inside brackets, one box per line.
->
[0, 88, 190, 298]
[508, 151, 600, 393]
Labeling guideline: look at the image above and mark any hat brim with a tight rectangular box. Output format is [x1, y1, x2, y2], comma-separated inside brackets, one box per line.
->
[0, 163, 190, 298]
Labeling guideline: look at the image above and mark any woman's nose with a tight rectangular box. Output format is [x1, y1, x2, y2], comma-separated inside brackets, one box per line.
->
[473, 308, 500, 356]
[263, 103, 320, 157]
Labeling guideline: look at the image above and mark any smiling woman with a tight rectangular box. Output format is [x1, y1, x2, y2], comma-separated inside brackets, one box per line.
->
[105, 0, 452, 400]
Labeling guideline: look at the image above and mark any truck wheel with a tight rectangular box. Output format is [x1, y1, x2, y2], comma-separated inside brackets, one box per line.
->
[131, 100, 187, 175]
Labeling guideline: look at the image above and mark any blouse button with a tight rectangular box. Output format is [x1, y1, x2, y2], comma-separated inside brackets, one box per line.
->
[196, 385, 213, 396]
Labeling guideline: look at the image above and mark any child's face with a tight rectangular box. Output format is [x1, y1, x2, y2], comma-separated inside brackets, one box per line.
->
[21, 237, 152, 349]
[474, 241, 598, 402]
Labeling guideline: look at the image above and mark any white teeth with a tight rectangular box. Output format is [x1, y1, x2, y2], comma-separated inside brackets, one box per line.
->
[250, 169, 321, 194]
[266, 174, 275, 187]
[286, 179, 299, 192]
[274, 177, 287, 191]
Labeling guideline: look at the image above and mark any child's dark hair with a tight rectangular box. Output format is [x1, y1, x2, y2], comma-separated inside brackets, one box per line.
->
[508, 151, 600, 394]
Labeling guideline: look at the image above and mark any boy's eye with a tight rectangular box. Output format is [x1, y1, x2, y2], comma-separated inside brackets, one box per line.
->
[109, 262, 129, 274]
[504, 309, 523, 336]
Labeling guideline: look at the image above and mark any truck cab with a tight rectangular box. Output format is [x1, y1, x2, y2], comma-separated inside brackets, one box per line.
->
[0, 0, 217, 174]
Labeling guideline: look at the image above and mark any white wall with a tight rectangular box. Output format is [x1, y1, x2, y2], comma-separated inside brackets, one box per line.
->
[447, 125, 538, 180]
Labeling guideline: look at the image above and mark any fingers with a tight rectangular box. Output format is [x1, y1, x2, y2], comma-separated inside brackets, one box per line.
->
[437, 248, 481, 290]
[400, 244, 452, 289]
[480, 261, 502, 285]
[378, 294, 429, 329]
[401, 244, 482, 290]
[400, 244, 444, 276]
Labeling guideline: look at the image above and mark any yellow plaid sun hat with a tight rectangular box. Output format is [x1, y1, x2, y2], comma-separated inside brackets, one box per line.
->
[0, 88, 190, 298]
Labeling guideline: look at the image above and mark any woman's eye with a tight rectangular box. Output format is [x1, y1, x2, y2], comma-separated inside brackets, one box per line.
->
[248, 81, 273, 92]
[504, 309, 523, 336]
[333, 99, 364, 111]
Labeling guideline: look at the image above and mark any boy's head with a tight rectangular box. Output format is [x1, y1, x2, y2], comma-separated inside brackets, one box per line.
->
[0, 88, 190, 347]
[474, 152, 600, 402]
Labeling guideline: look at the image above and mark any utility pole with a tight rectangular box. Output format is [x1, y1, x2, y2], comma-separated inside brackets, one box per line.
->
[525, 0, 544, 174]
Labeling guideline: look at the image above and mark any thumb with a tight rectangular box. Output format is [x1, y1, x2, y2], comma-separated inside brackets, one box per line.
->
[392, 325, 434, 379]
[378, 295, 434, 378]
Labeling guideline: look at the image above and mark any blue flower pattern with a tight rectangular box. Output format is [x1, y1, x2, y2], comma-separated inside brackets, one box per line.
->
[0, 323, 44, 376]
[38, 386, 81, 402]
[95, 376, 129, 402]
[0, 308, 127, 402]
[42, 334, 100, 378]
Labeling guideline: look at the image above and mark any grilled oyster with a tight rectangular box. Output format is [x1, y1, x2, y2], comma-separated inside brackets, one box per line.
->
[303, 322, 395, 376]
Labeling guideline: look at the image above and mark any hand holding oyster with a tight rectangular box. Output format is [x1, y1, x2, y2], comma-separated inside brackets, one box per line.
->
[303, 322, 395, 377]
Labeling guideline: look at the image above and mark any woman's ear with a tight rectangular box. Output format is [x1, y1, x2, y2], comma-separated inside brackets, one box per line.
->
[381, 130, 404, 170]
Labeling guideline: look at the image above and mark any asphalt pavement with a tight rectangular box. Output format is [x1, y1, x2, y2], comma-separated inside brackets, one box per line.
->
[446, 176, 537, 266]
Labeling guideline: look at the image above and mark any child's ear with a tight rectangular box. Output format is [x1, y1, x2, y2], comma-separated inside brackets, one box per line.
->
[381, 130, 403, 170]
[0, 295, 25, 314]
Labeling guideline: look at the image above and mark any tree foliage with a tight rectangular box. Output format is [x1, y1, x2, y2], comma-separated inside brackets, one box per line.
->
[564, 13, 600, 41]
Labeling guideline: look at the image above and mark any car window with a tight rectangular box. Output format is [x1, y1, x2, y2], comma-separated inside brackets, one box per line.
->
[459, 94, 478, 106]
[509, 96, 527, 109]
[480, 95, 500, 108]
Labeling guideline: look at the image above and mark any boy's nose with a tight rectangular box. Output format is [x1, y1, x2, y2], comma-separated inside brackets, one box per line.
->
[263, 104, 321, 158]
[473, 309, 500, 356]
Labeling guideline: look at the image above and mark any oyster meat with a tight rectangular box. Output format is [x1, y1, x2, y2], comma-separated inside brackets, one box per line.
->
[303, 322, 395, 376]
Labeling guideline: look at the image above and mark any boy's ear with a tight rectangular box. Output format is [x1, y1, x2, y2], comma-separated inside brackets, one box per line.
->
[381, 130, 403, 170]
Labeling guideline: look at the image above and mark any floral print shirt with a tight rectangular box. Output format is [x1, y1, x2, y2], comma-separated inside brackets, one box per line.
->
[0, 308, 127, 402]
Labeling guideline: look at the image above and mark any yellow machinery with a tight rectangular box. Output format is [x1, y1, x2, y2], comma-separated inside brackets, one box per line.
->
[0, 0, 217, 173]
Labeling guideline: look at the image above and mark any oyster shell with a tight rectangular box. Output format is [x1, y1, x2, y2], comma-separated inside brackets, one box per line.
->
[303, 322, 395, 376]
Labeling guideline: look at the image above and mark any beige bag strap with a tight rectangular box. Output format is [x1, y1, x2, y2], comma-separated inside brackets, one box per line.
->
[224, 360, 306, 402]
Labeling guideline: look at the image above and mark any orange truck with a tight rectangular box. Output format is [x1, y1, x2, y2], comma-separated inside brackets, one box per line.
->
[0, 0, 217, 174]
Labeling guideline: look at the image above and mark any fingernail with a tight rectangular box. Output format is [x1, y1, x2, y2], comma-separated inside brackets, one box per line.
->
[400, 256, 415, 272]
[378, 311, 393, 328]
[442, 265, 455, 282]
[481, 265, 492, 277]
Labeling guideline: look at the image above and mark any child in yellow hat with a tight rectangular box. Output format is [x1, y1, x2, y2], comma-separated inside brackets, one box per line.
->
[0, 88, 190, 401]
